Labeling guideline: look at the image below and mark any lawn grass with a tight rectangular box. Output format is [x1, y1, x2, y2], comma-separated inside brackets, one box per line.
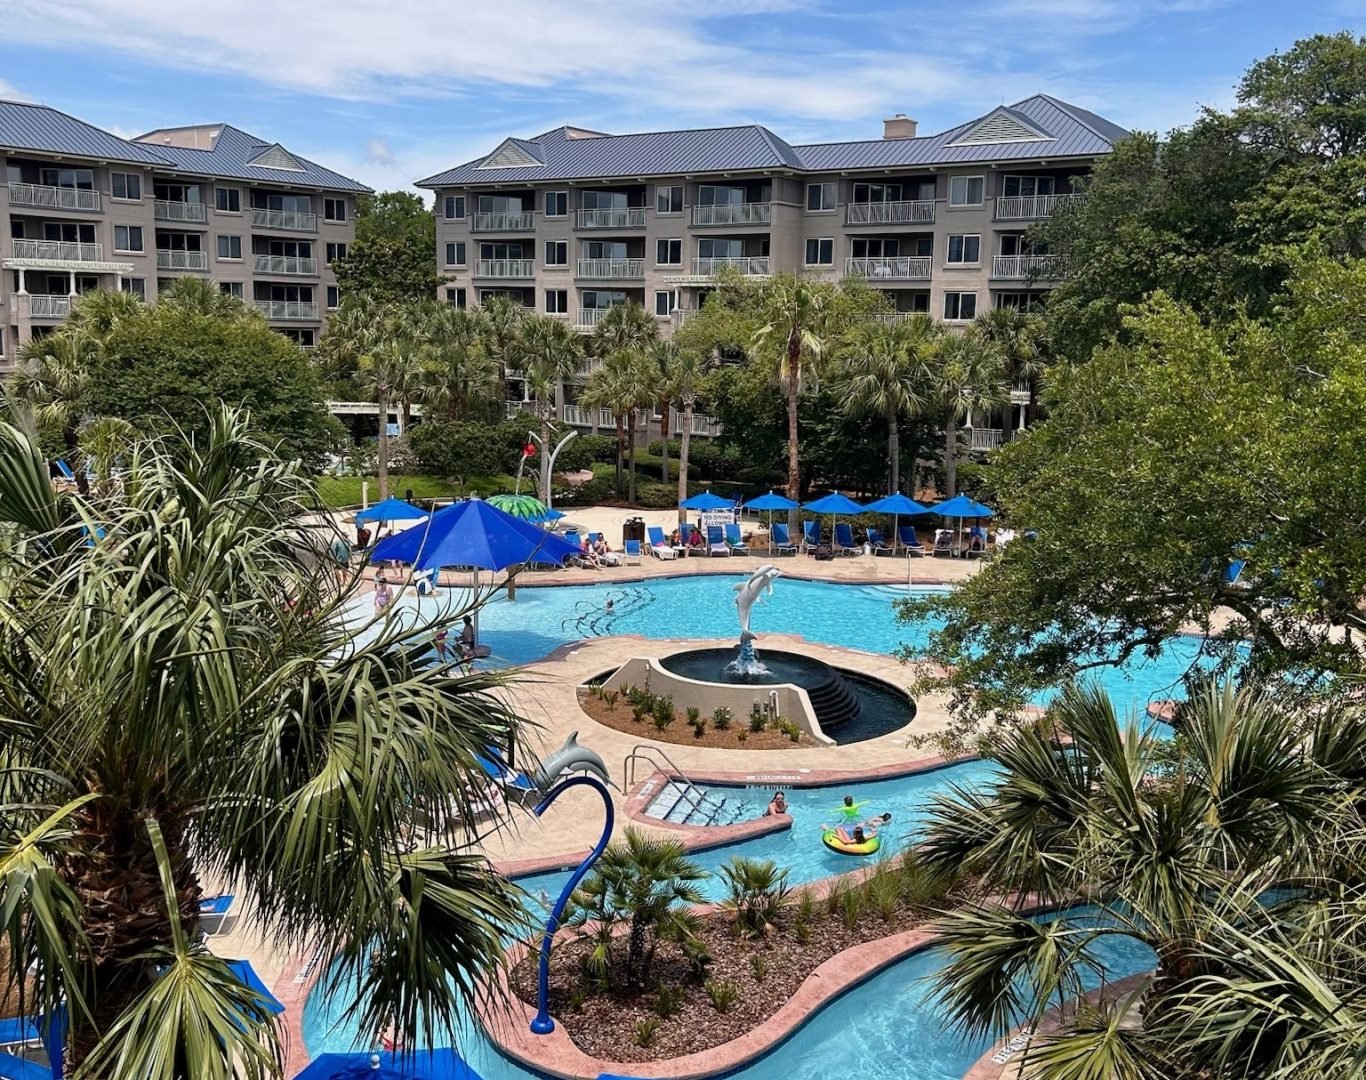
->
[316, 473, 523, 509]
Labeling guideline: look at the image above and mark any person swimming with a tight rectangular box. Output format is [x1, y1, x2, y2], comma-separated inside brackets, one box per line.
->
[836, 795, 869, 822]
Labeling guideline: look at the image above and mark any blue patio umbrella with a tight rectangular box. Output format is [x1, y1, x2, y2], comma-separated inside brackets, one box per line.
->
[354, 498, 428, 526]
[293, 1049, 481, 1080]
[741, 491, 798, 551]
[863, 493, 932, 552]
[225, 959, 285, 1015]
[932, 494, 994, 553]
[679, 490, 736, 511]
[802, 492, 867, 547]
[0, 1054, 48, 1080]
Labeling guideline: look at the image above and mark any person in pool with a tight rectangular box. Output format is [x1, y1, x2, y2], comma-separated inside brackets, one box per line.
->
[764, 791, 788, 816]
[861, 812, 892, 836]
[837, 795, 868, 821]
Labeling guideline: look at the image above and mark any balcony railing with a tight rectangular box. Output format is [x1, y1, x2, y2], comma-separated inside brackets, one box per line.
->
[28, 294, 72, 319]
[845, 200, 935, 225]
[471, 211, 536, 232]
[992, 254, 1061, 279]
[875, 311, 929, 323]
[250, 207, 317, 232]
[691, 202, 771, 226]
[156, 249, 209, 271]
[153, 199, 208, 223]
[8, 183, 101, 212]
[845, 256, 931, 280]
[561, 404, 594, 426]
[254, 300, 319, 320]
[505, 400, 531, 419]
[576, 207, 646, 229]
[576, 257, 644, 279]
[670, 309, 700, 329]
[969, 427, 1003, 451]
[691, 256, 769, 277]
[670, 410, 722, 437]
[575, 308, 615, 329]
[475, 258, 535, 279]
[994, 193, 1084, 220]
[254, 254, 318, 276]
[10, 239, 104, 262]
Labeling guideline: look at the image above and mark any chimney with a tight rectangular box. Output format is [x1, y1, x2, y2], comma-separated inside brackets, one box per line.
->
[882, 114, 918, 140]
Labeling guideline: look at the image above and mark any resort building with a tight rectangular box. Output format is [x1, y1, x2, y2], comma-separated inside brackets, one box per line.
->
[0, 100, 369, 370]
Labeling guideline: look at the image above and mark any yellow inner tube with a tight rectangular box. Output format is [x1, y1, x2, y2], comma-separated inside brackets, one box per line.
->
[822, 827, 881, 856]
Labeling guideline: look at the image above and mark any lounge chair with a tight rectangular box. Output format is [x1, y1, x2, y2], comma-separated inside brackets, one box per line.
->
[724, 523, 750, 555]
[770, 523, 798, 556]
[867, 528, 893, 555]
[898, 526, 926, 555]
[801, 520, 822, 553]
[624, 538, 642, 565]
[199, 893, 235, 934]
[646, 526, 677, 560]
[966, 525, 989, 558]
[833, 523, 861, 556]
[0, 1015, 42, 1052]
[705, 525, 729, 556]
[932, 529, 954, 557]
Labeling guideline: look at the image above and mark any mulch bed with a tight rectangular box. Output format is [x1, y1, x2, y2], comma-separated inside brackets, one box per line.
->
[578, 690, 812, 750]
[508, 901, 934, 1063]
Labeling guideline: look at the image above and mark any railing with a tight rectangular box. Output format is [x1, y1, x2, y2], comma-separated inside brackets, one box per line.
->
[670, 411, 722, 437]
[875, 311, 928, 323]
[250, 207, 317, 231]
[475, 258, 535, 279]
[574, 308, 612, 329]
[1010, 381, 1031, 405]
[845, 199, 935, 225]
[156, 249, 208, 271]
[624, 743, 705, 799]
[577, 257, 644, 279]
[28, 294, 72, 318]
[505, 400, 530, 419]
[471, 210, 536, 231]
[561, 404, 593, 426]
[254, 254, 318, 276]
[254, 300, 319, 320]
[10, 239, 104, 262]
[691, 202, 771, 226]
[153, 199, 207, 223]
[995, 193, 1084, 220]
[691, 256, 769, 276]
[670, 309, 699, 328]
[576, 207, 646, 229]
[992, 254, 1061, 279]
[845, 256, 931, 280]
[969, 428, 1003, 451]
[8, 183, 101, 212]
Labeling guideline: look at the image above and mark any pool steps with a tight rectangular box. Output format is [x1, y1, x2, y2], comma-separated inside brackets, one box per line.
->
[644, 779, 754, 827]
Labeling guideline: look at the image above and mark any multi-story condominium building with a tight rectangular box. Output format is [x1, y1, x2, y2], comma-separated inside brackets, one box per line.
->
[0, 100, 369, 371]
[419, 94, 1126, 442]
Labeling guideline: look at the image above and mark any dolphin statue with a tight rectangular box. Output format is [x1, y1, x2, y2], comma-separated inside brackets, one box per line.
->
[733, 563, 781, 642]
[528, 730, 613, 793]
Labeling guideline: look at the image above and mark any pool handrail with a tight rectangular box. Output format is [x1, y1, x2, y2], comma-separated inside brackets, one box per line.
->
[623, 743, 710, 819]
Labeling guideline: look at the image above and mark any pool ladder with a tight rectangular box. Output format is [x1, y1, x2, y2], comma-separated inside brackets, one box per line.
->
[624, 744, 749, 827]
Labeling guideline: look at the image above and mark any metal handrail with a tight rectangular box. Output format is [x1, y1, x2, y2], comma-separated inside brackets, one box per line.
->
[623, 743, 709, 818]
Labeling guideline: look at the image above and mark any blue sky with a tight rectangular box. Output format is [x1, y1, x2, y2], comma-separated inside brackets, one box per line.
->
[3, 1, 1361, 195]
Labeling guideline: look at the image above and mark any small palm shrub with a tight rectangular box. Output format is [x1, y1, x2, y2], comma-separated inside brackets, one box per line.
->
[634, 1018, 660, 1047]
[712, 706, 732, 731]
[705, 978, 740, 1013]
[685, 706, 701, 725]
[749, 954, 769, 982]
[719, 856, 791, 939]
[653, 982, 685, 1019]
[748, 708, 766, 733]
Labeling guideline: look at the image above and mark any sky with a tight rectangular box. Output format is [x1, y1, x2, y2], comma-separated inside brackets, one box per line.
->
[2, 1, 1361, 196]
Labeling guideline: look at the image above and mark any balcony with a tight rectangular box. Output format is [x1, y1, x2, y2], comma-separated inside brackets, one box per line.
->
[991, 254, 1061, 279]
[969, 427, 1004, 451]
[254, 300, 319, 320]
[576, 207, 646, 230]
[845, 256, 931, 280]
[875, 311, 930, 324]
[8, 183, 101, 212]
[994, 193, 1084, 220]
[692, 256, 769, 277]
[156, 249, 209, 271]
[576, 257, 644, 279]
[254, 254, 318, 276]
[691, 202, 771, 226]
[10, 239, 104, 262]
[575, 308, 616, 329]
[471, 211, 536, 232]
[475, 258, 535, 279]
[670, 410, 722, 437]
[845, 200, 935, 226]
[153, 199, 208, 224]
[670, 309, 700, 330]
[26, 294, 73, 319]
[250, 208, 317, 232]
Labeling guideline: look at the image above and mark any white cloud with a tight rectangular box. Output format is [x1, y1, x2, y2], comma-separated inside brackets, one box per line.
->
[365, 137, 396, 166]
[0, 78, 35, 103]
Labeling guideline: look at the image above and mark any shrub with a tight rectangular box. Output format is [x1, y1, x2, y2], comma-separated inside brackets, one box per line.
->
[647, 438, 683, 458]
[704, 979, 740, 1013]
[559, 469, 616, 506]
[651, 694, 675, 730]
[794, 916, 811, 944]
[711, 706, 732, 731]
[653, 982, 685, 1019]
[603, 690, 620, 709]
[690, 717, 708, 738]
[634, 1018, 660, 1047]
[574, 434, 620, 463]
[863, 862, 902, 921]
[736, 729, 748, 743]
[407, 420, 503, 479]
[779, 719, 802, 743]
[636, 482, 681, 509]
[683, 939, 713, 980]
[824, 877, 848, 916]
[568, 986, 588, 1013]
[748, 709, 766, 733]
[632, 700, 651, 724]
[749, 954, 769, 983]
[720, 856, 791, 939]
[685, 706, 701, 725]
[839, 882, 864, 930]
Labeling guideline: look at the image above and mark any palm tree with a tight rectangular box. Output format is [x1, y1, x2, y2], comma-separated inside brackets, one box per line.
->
[80, 415, 136, 497]
[479, 295, 529, 404]
[663, 341, 710, 527]
[359, 336, 422, 499]
[517, 316, 584, 503]
[973, 306, 1046, 437]
[0, 409, 529, 1074]
[65, 287, 144, 339]
[836, 315, 941, 493]
[417, 304, 494, 420]
[156, 276, 257, 320]
[591, 301, 660, 441]
[934, 329, 1008, 497]
[582, 349, 660, 504]
[8, 328, 101, 493]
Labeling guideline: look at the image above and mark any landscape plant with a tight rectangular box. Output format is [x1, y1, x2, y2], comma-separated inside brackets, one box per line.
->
[719, 857, 791, 939]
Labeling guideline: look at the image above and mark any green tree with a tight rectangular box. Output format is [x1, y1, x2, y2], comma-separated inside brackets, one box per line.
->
[0, 409, 528, 1074]
[480, 296, 530, 404]
[334, 237, 444, 306]
[7, 328, 101, 492]
[973, 306, 1046, 432]
[516, 315, 584, 502]
[354, 190, 436, 248]
[581, 348, 659, 505]
[933, 330, 1008, 498]
[360, 336, 423, 500]
[157, 276, 257, 321]
[64, 287, 144, 338]
[416, 303, 495, 421]
[663, 341, 711, 526]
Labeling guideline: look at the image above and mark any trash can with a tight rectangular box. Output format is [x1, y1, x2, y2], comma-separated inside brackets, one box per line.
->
[622, 517, 646, 546]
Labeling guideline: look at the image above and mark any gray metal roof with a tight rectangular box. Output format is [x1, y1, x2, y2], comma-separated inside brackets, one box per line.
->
[0, 99, 172, 165]
[420, 95, 1126, 188]
[134, 124, 371, 192]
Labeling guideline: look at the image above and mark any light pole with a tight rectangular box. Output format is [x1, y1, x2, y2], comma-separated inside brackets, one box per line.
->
[530, 429, 578, 510]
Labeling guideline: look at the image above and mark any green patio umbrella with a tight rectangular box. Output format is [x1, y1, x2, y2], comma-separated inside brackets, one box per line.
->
[487, 493, 551, 521]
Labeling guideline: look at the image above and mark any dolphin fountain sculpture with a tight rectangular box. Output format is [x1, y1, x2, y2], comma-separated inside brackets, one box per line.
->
[726, 564, 782, 678]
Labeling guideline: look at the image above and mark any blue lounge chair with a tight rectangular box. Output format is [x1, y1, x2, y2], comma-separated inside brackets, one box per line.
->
[563, 529, 581, 548]
[834, 523, 861, 555]
[0, 1015, 41, 1051]
[705, 525, 729, 556]
[801, 521, 822, 553]
[967, 525, 989, 557]
[199, 893, 235, 934]
[899, 526, 926, 555]
[624, 538, 642, 565]
[770, 523, 798, 555]
[867, 528, 893, 555]
[724, 523, 749, 555]
[646, 525, 677, 560]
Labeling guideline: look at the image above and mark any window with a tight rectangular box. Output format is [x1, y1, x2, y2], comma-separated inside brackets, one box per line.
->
[444, 241, 466, 267]
[851, 182, 904, 205]
[944, 291, 977, 320]
[40, 167, 93, 190]
[1003, 175, 1055, 198]
[655, 238, 682, 265]
[443, 194, 466, 220]
[111, 172, 142, 200]
[326, 242, 348, 262]
[851, 237, 900, 258]
[948, 176, 985, 206]
[113, 225, 143, 253]
[323, 198, 347, 222]
[445, 287, 467, 308]
[946, 234, 980, 264]
[697, 237, 743, 259]
[327, 285, 340, 309]
[0, 329, 5, 356]
[806, 183, 836, 212]
[804, 238, 834, 265]
[655, 185, 683, 214]
[544, 240, 568, 266]
[215, 188, 241, 213]
[544, 191, 567, 218]
[545, 289, 569, 314]
[654, 290, 678, 317]
[217, 235, 242, 260]
[120, 277, 145, 300]
[219, 281, 244, 299]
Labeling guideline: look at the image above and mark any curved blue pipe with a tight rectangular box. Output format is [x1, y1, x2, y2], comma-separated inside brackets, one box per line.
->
[528, 775, 614, 1035]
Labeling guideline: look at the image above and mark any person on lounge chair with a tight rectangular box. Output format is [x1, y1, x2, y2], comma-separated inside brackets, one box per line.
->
[579, 535, 601, 569]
